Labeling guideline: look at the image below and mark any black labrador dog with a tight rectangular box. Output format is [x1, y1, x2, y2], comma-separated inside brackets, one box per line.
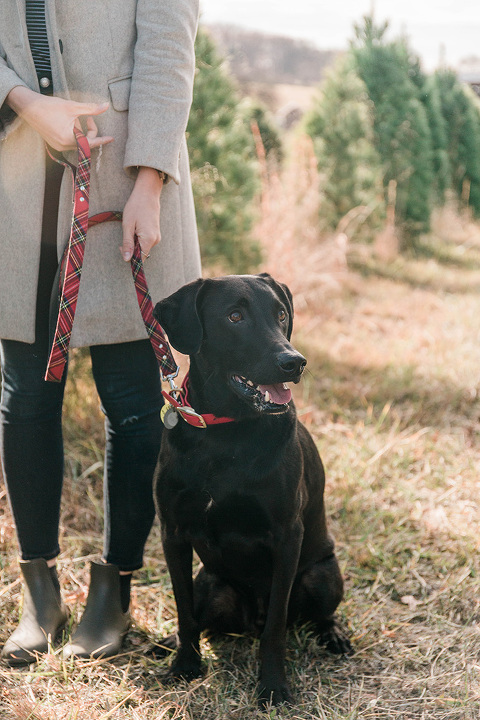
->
[153, 273, 350, 708]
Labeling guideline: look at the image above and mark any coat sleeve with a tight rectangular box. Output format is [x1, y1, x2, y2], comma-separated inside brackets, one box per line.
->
[0, 51, 28, 139]
[123, 0, 199, 184]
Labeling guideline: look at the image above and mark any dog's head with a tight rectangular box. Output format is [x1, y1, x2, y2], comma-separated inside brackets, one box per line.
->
[153, 273, 306, 417]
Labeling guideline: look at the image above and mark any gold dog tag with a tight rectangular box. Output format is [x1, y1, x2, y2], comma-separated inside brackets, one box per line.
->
[161, 404, 179, 429]
[177, 406, 208, 429]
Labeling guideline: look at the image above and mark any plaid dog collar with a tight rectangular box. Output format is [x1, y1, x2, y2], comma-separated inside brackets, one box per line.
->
[161, 372, 235, 429]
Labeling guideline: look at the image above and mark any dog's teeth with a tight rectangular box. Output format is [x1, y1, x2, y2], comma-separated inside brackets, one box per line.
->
[283, 383, 288, 390]
[265, 390, 271, 403]
[247, 380, 255, 387]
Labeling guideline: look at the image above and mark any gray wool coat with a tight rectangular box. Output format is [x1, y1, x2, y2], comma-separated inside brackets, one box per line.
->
[0, 0, 201, 347]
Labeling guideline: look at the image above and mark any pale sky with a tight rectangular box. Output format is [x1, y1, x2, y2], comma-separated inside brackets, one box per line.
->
[199, 0, 480, 71]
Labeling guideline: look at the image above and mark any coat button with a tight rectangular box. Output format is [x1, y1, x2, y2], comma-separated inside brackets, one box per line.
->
[40, 77, 51, 89]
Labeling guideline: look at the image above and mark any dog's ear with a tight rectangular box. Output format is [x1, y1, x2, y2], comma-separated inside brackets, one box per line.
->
[153, 278, 205, 355]
[258, 273, 294, 340]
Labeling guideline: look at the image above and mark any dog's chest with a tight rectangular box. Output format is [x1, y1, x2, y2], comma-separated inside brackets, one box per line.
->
[158, 422, 302, 582]
[173, 484, 276, 582]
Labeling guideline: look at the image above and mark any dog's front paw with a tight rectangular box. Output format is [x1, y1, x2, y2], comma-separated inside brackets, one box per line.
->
[258, 679, 293, 709]
[167, 649, 204, 683]
[320, 621, 352, 655]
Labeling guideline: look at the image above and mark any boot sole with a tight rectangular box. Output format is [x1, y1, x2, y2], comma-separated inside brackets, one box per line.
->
[2, 621, 69, 667]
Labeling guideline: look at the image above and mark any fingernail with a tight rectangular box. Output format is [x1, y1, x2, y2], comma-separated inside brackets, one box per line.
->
[123, 252, 131, 261]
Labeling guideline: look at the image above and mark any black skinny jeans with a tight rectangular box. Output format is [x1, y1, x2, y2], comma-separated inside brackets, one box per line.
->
[0, 156, 163, 571]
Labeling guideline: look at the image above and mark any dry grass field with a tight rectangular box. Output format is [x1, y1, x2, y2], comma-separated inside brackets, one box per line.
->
[1, 144, 480, 718]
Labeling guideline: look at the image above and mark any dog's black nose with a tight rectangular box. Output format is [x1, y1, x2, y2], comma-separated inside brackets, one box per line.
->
[277, 352, 307, 378]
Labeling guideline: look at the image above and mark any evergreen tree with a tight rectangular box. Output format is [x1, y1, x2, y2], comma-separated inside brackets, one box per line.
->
[304, 56, 384, 233]
[432, 70, 480, 216]
[187, 28, 260, 270]
[244, 99, 283, 165]
[351, 17, 434, 242]
[421, 75, 451, 204]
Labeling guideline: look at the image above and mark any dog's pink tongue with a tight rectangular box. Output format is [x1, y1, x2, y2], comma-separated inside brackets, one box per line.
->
[259, 383, 292, 405]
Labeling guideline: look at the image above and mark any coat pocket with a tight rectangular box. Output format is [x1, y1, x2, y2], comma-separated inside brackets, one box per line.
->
[107, 75, 132, 112]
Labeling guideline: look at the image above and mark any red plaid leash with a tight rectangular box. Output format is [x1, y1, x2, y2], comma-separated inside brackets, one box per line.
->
[45, 128, 178, 383]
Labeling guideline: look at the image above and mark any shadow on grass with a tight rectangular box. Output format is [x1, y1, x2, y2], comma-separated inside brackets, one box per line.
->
[411, 237, 480, 269]
[348, 252, 480, 294]
[303, 347, 480, 433]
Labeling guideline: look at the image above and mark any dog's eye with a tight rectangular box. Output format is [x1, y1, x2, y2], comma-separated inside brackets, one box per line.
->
[278, 309, 287, 323]
[228, 311, 243, 323]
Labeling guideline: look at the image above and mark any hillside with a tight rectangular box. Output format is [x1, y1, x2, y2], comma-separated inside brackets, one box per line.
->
[205, 23, 340, 87]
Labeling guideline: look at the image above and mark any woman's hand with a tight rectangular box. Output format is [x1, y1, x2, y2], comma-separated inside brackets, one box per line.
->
[121, 167, 164, 261]
[6, 86, 113, 151]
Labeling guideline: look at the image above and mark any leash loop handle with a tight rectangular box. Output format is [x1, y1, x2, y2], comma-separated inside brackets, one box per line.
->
[44, 128, 179, 383]
[45, 129, 91, 382]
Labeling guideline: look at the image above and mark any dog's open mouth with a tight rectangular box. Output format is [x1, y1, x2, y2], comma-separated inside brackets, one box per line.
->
[230, 375, 292, 413]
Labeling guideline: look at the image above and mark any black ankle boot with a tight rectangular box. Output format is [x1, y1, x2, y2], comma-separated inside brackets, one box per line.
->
[1, 558, 69, 666]
[63, 561, 130, 660]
